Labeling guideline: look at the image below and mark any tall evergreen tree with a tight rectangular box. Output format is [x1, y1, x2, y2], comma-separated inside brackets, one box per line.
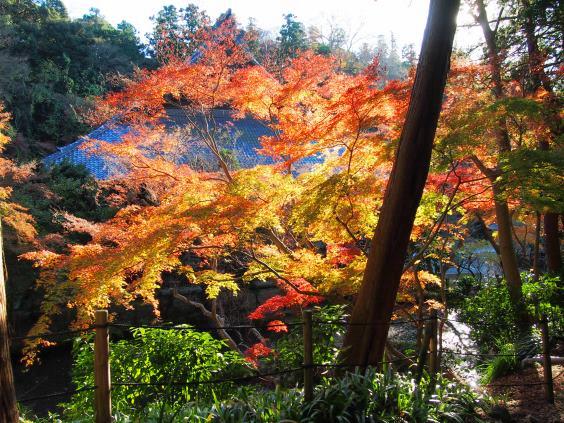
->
[277, 13, 307, 61]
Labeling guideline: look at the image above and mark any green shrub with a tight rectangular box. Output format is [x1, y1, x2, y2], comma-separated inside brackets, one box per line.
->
[457, 274, 562, 354]
[12, 160, 116, 236]
[448, 275, 480, 309]
[480, 341, 519, 384]
[522, 274, 563, 338]
[458, 282, 520, 352]
[58, 349, 491, 423]
[62, 326, 252, 422]
[263, 304, 347, 385]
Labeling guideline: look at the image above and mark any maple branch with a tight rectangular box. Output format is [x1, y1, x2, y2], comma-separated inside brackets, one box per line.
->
[261, 228, 293, 256]
[241, 251, 320, 297]
[200, 106, 234, 183]
[206, 177, 232, 185]
[474, 212, 501, 256]
[129, 159, 181, 181]
[403, 166, 462, 272]
[334, 214, 368, 256]
[177, 105, 233, 184]
[469, 154, 497, 180]
[493, 6, 505, 34]
[172, 287, 242, 353]
[248, 327, 266, 344]
[509, 210, 527, 257]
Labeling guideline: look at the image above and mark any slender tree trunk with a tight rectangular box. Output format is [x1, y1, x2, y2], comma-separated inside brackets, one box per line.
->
[0, 221, 18, 422]
[544, 213, 562, 274]
[415, 271, 424, 352]
[537, 142, 562, 274]
[493, 190, 523, 305]
[520, 0, 562, 275]
[533, 211, 541, 280]
[475, 0, 523, 306]
[341, 0, 460, 367]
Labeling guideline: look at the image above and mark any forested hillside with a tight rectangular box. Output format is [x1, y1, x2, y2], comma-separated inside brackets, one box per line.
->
[0, 0, 147, 155]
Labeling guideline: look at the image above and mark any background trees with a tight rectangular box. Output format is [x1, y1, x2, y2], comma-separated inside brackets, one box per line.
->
[0, 1, 417, 158]
[0, 0, 146, 153]
[147, 4, 209, 64]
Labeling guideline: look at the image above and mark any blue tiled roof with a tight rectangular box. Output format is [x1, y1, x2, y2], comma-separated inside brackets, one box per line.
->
[44, 122, 133, 179]
[43, 108, 323, 179]
[44, 11, 321, 179]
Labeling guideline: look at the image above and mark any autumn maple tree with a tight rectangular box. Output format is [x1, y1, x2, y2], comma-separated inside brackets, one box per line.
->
[20, 2, 560, 371]
[21, 15, 451, 364]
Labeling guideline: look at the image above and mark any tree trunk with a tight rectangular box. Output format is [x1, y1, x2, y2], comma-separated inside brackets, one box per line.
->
[533, 212, 541, 280]
[544, 213, 562, 274]
[0, 221, 18, 422]
[520, 2, 562, 275]
[475, 0, 523, 306]
[493, 194, 522, 305]
[341, 0, 460, 367]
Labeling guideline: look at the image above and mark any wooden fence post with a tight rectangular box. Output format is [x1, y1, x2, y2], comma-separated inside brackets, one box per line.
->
[540, 315, 554, 404]
[303, 309, 313, 403]
[94, 310, 112, 422]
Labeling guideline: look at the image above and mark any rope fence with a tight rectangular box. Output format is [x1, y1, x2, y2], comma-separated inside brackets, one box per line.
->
[17, 386, 97, 404]
[112, 367, 304, 388]
[12, 327, 96, 341]
[13, 310, 560, 419]
[9, 315, 464, 341]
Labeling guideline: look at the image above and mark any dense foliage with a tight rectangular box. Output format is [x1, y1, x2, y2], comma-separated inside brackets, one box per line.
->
[455, 274, 562, 352]
[451, 273, 562, 381]
[44, 325, 491, 423]
[64, 326, 252, 421]
[11, 160, 116, 237]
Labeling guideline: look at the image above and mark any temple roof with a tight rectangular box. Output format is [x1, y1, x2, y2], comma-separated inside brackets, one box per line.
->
[43, 108, 322, 179]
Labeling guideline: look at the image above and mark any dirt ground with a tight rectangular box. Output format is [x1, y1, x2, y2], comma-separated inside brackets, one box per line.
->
[486, 364, 563, 422]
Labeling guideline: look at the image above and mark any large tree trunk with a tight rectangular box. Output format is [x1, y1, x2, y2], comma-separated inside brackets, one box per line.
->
[0, 221, 18, 422]
[475, 0, 523, 306]
[341, 0, 460, 367]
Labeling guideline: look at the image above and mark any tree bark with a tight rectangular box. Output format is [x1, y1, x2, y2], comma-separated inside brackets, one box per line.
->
[544, 213, 562, 274]
[341, 0, 460, 367]
[475, 212, 501, 257]
[533, 211, 541, 280]
[493, 190, 522, 305]
[0, 221, 18, 422]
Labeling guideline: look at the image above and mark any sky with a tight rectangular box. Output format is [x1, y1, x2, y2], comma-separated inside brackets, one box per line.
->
[63, 0, 482, 52]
